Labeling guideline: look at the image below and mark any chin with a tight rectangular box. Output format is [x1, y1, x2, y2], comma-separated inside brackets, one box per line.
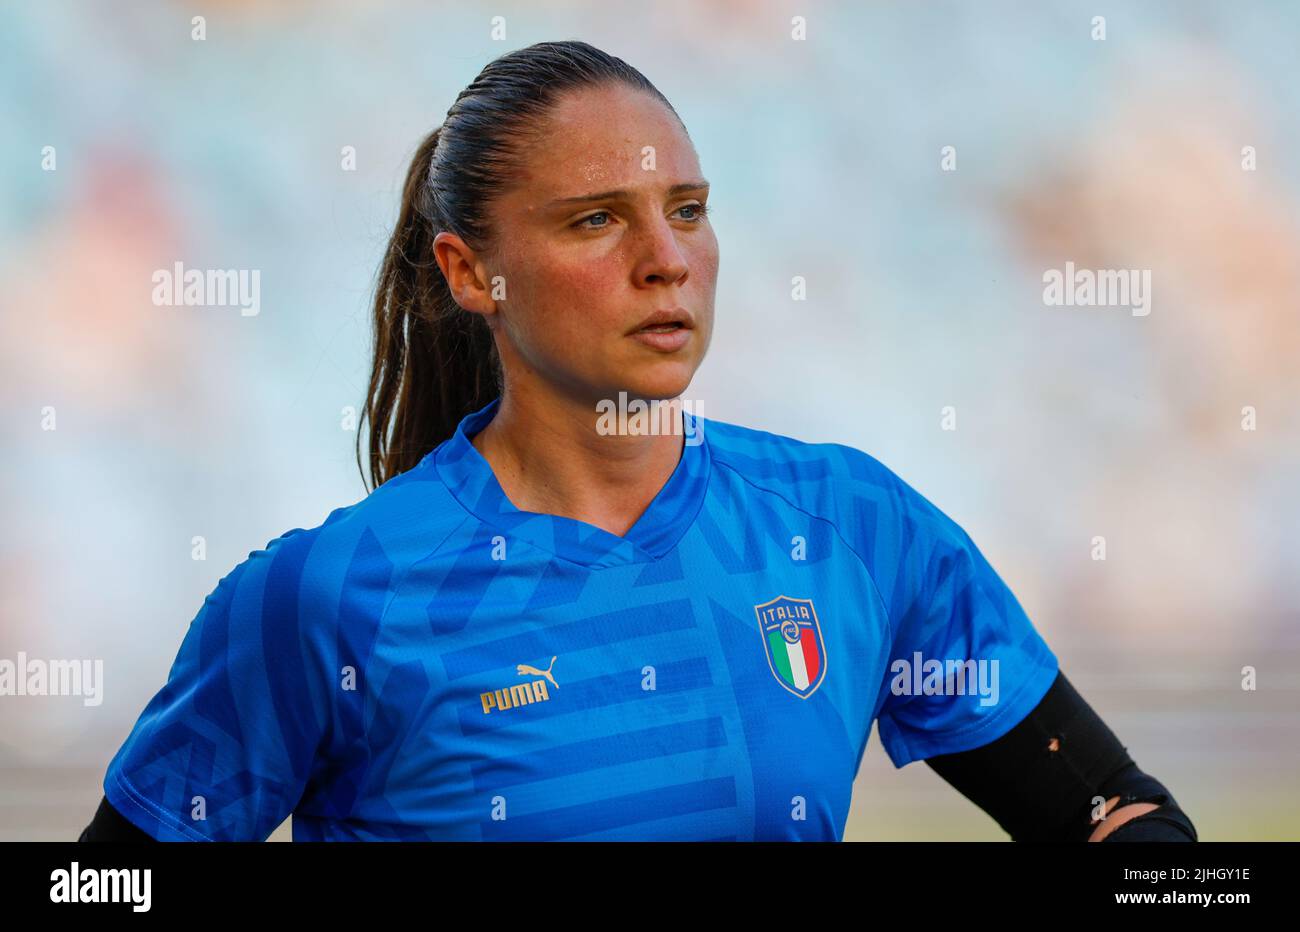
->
[619, 360, 699, 401]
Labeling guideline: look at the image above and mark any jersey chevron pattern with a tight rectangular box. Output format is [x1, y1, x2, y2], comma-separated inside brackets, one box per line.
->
[103, 398, 1059, 841]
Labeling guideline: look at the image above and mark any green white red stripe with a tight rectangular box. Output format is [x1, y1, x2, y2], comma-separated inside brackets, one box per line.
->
[767, 627, 821, 690]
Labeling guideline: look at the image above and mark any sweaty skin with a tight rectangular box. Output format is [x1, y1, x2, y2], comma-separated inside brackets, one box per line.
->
[431, 83, 719, 539]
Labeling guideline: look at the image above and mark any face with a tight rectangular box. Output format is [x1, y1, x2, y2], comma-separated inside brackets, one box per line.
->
[437, 83, 719, 407]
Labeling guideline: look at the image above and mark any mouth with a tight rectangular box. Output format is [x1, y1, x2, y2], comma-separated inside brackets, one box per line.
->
[629, 308, 694, 334]
[629, 308, 695, 352]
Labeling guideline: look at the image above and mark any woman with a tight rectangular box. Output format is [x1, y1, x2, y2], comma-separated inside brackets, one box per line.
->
[81, 40, 1195, 842]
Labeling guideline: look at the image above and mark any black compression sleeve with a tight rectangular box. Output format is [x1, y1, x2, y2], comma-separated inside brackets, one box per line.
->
[78, 796, 158, 842]
[923, 669, 1197, 842]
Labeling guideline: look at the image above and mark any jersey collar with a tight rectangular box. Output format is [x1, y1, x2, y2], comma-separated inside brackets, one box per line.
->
[432, 397, 710, 568]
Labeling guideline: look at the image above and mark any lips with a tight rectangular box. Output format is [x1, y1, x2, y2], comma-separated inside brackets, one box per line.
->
[629, 308, 694, 352]
[629, 307, 694, 335]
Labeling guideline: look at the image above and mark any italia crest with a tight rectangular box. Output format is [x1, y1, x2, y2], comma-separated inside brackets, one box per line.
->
[754, 595, 826, 699]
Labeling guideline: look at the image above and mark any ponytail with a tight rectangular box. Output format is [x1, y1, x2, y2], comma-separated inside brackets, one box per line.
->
[357, 126, 500, 491]
[356, 40, 678, 492]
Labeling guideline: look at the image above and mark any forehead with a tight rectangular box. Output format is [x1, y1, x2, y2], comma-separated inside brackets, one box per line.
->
[515, 84, 700, 199]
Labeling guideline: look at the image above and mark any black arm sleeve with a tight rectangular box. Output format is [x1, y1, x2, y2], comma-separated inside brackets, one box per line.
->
[78, 796, 158, 842]
[923, 669, 1197, 842]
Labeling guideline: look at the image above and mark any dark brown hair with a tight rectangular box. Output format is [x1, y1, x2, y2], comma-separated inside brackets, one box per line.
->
[357, 40, 680, 491]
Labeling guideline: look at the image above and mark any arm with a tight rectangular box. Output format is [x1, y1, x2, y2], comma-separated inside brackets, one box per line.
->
[924, 669, 1197, 842]
[99, 526, 333, 841]
[79, 796, 158, 842]
[843, 446, 1191, 839]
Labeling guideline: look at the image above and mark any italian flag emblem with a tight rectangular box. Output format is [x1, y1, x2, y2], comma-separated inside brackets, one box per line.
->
[754, 595, 827, 699]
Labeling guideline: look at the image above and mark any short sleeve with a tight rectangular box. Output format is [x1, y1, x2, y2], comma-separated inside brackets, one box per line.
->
[867, 467, 1059, 768]
[103, 528, 329, 840]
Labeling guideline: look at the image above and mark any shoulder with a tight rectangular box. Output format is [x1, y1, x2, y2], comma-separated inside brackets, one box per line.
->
[210, 451, 468, 621]
[703, 416, 893, 484]
[702, 416, 955, 538]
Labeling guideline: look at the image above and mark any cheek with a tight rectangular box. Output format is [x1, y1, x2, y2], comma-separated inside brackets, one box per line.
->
[694, 264, 719, 314]
[527, 252, 628, 337]
[686, 237, 720, 326]
[499, 250, 627, 368]
[570, 243, 629, 291]
[691, 231, 721, 286]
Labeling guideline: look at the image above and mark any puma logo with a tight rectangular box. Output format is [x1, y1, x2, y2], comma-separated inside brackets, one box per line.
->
[517, 656, 559, 690]
[479, 656, 561, 715]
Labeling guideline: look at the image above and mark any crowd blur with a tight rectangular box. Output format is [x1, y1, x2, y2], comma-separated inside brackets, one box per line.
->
[2, 1, 1295, 839]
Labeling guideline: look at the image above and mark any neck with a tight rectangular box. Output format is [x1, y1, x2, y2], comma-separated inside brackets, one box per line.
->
[471, 385, 686, 538]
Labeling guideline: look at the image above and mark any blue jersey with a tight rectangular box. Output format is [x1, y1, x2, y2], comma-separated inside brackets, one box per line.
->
[103, 398, 1058, 840]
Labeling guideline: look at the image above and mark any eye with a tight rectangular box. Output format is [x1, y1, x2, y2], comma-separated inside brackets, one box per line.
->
[677, 202, 711, 222]
[574, 210, 612, 230]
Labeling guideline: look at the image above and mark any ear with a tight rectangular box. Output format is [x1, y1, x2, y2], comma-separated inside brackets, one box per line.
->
[433, 231, 497, 319]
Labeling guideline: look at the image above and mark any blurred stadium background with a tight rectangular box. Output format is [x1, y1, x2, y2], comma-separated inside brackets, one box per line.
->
[2, 0, 1297, 840]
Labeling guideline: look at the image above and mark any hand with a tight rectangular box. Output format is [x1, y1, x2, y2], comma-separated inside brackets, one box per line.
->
[1087, 794, 1161, 841]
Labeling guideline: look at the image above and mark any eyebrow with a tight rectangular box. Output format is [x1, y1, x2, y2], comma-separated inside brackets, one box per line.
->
[543, 179, 710, 209]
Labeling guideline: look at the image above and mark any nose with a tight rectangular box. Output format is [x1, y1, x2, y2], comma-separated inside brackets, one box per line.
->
[633, 216, 690, 288]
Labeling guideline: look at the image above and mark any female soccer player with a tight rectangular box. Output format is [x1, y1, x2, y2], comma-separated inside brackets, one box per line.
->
[81, 40, 1196, 842]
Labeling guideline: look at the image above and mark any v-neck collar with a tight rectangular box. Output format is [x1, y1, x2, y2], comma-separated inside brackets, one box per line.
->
[430, 397, 711, 568]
